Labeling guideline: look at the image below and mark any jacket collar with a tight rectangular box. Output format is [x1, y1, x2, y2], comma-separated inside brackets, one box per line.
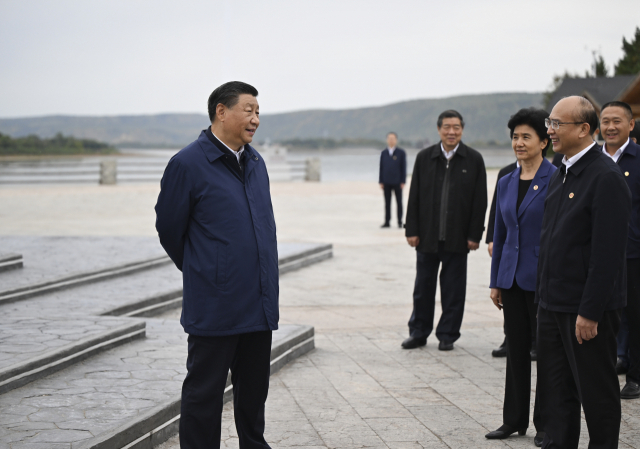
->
[566, 144, 602, 177]
[197, 129, 259, 168]
[430, 141, 468, 159]
[513, 158, 554, 218]
[620, 139, 639, 160]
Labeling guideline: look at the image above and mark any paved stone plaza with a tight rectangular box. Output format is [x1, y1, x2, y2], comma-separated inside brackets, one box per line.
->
[1, 174, 639, 448]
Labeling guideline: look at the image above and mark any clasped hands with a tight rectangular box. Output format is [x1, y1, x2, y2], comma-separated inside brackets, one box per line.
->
[489, 288, 598, 344]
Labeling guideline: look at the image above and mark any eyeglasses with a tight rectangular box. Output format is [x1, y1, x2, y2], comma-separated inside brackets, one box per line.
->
[545, 118, 585, 130]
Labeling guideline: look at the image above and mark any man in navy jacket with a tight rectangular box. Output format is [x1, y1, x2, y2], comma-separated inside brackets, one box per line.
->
[600, 100, 640, 400]
[155, 81, 278, 449]
[536, 97, 631, 449]
[379, 132, 406, 227]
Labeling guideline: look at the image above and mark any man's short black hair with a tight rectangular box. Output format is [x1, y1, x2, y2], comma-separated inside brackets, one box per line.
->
[208, 81, 258, 123]
[573, 97, 599, 135]
[507, 107, 551, 157]
[601, 101, 634, 120]
[437, 110, 465, 128]
[387, 132, 398, 138]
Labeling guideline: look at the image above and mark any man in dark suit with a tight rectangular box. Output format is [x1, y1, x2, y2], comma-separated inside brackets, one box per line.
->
[379, 132, 406, 228]
[403, 110, 487, 351]
[486, 161, 517, 357]
[536, 96, 631, 449]
[155, 81, 278, 449]
[600, 100, 640, 400]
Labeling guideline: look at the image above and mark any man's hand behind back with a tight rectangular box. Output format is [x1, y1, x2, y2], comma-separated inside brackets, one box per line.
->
[406, 236, 420, 247]
[575, 315, 598, 344]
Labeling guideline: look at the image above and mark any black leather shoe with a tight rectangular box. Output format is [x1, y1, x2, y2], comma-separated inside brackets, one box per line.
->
[616, 358, 629, 375]
[401, 336, 426, 349]
[381, 223, 390, 228]
[492, 339, 507, 357]
[534, 431, 545, 447]
[530, 348, 537, 361]
[438, 340, 454, 351]
[398, 222, 403, 228]
[485, 424, 526, 439]
[621, 381, 640, 399]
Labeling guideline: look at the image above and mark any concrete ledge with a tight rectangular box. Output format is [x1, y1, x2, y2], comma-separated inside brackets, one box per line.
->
[0, 255, 171, 306]
[0, 253, 23, 273]
[74, 325, 314, 449]
[0, 318, 146, 394]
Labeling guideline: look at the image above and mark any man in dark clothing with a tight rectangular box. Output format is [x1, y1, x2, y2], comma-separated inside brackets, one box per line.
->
[486, 161, 517, 358]
[403, 110, 488, 351]
[379, 132, 407, 228]
[536, 96, 631, 449]
[155, 81, 278, 449]
[600, 100, 640, 400]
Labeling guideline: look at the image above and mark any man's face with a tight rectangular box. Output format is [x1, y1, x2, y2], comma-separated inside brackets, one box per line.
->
[387, 134, 397, 148]
[547, 98, 585, 155]
[600, 106, 634, 149]
[438, 118, 463, 148]
[223, 94, 260, 146]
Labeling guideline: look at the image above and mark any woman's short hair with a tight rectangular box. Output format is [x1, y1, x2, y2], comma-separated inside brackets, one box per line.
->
[507, 108, 551, 157]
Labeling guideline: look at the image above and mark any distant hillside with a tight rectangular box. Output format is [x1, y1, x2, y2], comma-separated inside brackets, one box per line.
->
[0, 93, 543, 148]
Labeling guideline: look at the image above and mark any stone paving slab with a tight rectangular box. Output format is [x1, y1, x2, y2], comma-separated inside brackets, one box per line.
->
[0, 237, 167, 292]
[0, 320, 313, 449]
[0, 316, 146, 394]
[0, 241, 331, 319]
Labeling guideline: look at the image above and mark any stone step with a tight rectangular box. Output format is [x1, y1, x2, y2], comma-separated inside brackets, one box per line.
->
[0, 320, 314, 449]
[0, 255, 172, 306]
[0, 254, 23, 273]
[1, 243, 333, 321]
[0, 317, 146, 394]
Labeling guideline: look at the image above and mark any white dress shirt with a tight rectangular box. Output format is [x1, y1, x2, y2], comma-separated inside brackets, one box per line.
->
[441, 143, 459, 160]
[212, 131, 244, 163]
[387, 147, 396, 156]
[562, 142, 597, 171]
[602, 138, 630, 163]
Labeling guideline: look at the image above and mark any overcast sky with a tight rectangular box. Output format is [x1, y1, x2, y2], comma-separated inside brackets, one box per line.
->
[1, 0, 638, 118]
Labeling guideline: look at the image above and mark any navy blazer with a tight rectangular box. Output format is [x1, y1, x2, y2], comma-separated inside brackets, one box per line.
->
[490, 158, 556, 291]
[379, 148, 406, 185]
[155, 130, 279, 337]
[616, 139, 640, 259]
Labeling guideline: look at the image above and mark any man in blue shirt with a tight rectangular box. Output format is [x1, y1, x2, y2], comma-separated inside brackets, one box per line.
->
[379, 132, 407, 228]
[155, 81, 278, 449]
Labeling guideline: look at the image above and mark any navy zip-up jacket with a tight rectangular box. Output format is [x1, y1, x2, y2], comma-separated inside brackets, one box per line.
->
[155, 130, 279, 336]
[379, 148, 406, 185]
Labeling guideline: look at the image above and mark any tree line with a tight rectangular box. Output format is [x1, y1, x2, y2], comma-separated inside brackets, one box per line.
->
[0, 132, 116, 156]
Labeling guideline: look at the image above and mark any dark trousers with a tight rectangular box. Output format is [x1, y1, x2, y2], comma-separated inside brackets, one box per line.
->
[501, 280, 541, 431]
[408, 242, 467, 342]
[383, 184, 403, 225]
[180, 330, 272, 449]
[537, 306, 620, 449]
[625, 258, 640, 384]
[616, 310, 629, 364]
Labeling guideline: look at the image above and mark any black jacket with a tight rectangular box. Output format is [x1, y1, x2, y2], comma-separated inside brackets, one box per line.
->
[536, 146, 631, 321]
[486, 162, 517, 244]
[406, 142, 487, 254]
[551, 151, 564, 167]
[615, 139, 640, 259]
[379, 148, 407, 185]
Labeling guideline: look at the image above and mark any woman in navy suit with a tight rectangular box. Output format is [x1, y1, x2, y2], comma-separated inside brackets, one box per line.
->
[485, 108, 556, 446]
